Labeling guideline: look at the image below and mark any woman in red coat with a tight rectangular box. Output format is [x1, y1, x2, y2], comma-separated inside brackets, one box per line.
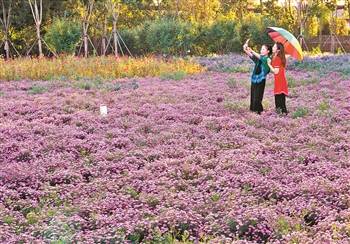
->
[267, 42, 288, 114]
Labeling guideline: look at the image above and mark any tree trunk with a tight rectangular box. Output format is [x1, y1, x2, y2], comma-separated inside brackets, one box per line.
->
[319, 18, 322, 47]
[102, 17, 107, 55]
[4, 37, 9, 60]
[1, 0, 12, 59]
[84, 24, 88, 58]
[348, 0, 350, 21]
[113, 19, 118, 58]
[331, 35, 335, 53]
[157, 0, 161, 15]
[102, 37, 106, 56]
[176, 0, 179, 17]
[81, 0, 94, 58]
[36, 24, 43, 57]
[28, 0, 43, 57]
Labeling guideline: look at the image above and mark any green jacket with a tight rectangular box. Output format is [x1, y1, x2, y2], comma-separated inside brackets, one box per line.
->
[250, 55, 270, 84]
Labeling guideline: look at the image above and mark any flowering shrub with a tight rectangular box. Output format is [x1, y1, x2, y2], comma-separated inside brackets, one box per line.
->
[0, 56, 204, 81]
[195, 54, 251, 73]
[0, 55, 349, 242]
[196, 53, 350, 80]
[289, 54, 350, 78]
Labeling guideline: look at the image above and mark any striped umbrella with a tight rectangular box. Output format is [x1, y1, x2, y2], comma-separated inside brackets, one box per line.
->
[266, 27, 303, 61]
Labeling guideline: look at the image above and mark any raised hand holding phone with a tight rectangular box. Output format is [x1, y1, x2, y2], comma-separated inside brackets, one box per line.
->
[243, 39, 250, 50]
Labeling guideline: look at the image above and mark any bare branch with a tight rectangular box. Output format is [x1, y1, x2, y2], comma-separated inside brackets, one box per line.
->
[0, 0, 12, 32]
[10, 39, 21, 57]
[2, 0, 6, 27]
[40, 0, 42, 23]
[42, 38, 57, 57]
[117, 31, 133, 57]
[34, 0, 40, 24]
[6, 0, 12, 30]
[28, 0, 37, 23]
[86, 0, 94, 22]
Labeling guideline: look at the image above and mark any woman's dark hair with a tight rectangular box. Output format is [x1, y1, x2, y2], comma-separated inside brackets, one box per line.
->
[275, 42, 286, 67]
[262, 44, 272, 57]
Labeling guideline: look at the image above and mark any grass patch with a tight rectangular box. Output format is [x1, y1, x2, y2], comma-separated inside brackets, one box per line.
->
[74, 81, 93, 90]
[26, 211, 40, 225]
[224, 100, 247, 112]
[340, 67, 350, 78]
[288, 76, 319, 88]
[262, 100, 270, 110]
[275, 217, 292, 237]
[241, 183, 253, 193]
[300, 78, 319, 86]
[28, 85, 48, 95]
[259, 166, 272, 176]
[292, 107, 309, 119]
[127, 229, 147, 243]
[227, 77, 238, 88]
[287, 75, 298, 88]
[160, 70, 187, 80]
[222, 65, 250, 73]
[145, 196, 160, 207]
[291, 60, 323, 71]
[2, 215, 15, 225]
[210, 193, 220, 202]
[124, 186, 139, 199]
[106, 82, 122, 92]
[41, 218, 76, 243]
[245, 118, 257, 126]
[318, 100, 331, 112]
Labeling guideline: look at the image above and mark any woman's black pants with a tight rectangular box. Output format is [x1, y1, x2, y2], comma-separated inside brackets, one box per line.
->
[250, 80, 266, 114]
[275, 93, 288, 114]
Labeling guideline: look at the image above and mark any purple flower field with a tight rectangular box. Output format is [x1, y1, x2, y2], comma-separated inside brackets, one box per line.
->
[0, 55, 350, 243]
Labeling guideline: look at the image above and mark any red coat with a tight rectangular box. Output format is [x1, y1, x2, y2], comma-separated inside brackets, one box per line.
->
[272, 56, 288, 96]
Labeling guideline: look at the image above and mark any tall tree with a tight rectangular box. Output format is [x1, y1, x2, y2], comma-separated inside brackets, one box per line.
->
[325, 0, 337, 52]
[77, 0, 95, 57]
[28, 0, 43, 57]
[344, 0, 350, 37]
[0, 0, 13, 59]
[105, 0, 120, 57]
[220, 0, 251, 21]
[171, 0, 220, 23]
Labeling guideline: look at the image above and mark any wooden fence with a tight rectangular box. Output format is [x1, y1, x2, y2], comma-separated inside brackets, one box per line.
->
[305, 35, 350, 53]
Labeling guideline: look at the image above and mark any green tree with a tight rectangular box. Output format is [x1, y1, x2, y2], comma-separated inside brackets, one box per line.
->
[44, 18, 81, 55]
[145, 18, 195, 55]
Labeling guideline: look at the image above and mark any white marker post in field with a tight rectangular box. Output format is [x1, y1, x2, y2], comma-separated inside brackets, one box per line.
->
[100, 105, 108, 117]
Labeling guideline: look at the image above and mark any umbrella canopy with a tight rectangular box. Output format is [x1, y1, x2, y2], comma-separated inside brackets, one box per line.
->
[266, 27, 303, 61]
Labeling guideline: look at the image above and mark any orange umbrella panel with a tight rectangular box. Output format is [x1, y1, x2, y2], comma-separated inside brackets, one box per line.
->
[266, 27, 303, 61]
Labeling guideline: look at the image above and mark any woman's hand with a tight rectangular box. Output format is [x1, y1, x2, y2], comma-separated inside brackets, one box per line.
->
[243, 44, 252, 57]
[243, 39, 250, 51]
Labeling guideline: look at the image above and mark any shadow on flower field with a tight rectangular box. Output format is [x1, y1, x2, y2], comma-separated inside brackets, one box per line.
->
[0, 55, 350, 243]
